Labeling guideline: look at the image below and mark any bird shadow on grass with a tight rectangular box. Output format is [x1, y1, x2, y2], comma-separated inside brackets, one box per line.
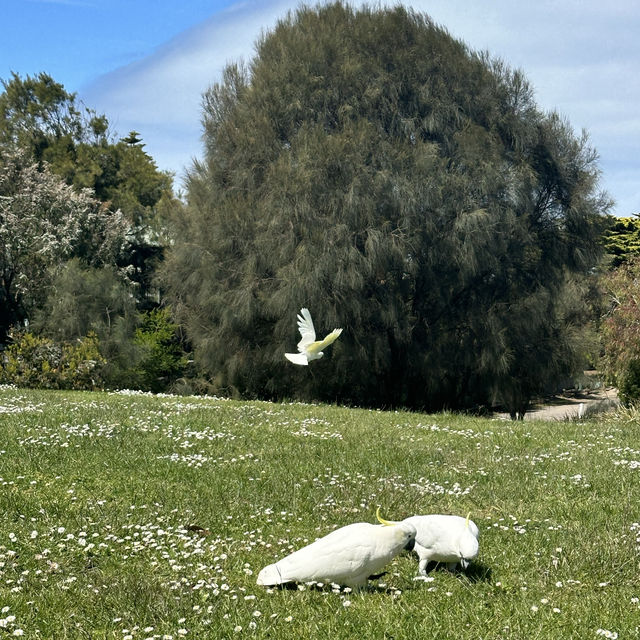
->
[266, 581, 361, 593]
[419, 560, 493, 584]
[465, 561, 493, 583]
[267, 582, 302, 591]
[261, 563, 492, 593]
[266, 576, 408, 595]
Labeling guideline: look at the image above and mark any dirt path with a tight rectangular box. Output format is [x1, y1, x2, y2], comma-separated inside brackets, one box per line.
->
[498, 387, 619, 421]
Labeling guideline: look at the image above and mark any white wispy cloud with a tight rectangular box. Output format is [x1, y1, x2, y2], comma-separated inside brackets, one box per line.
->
[82, 0, 293, 179]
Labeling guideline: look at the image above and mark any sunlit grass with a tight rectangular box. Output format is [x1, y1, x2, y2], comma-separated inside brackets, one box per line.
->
[0, 386, 638, 638]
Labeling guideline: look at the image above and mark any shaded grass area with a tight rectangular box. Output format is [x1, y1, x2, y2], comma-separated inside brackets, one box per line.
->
[0, 387, 638, 638]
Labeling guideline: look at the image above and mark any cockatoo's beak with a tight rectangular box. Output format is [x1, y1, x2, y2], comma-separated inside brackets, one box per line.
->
[376, 507, 398, 527]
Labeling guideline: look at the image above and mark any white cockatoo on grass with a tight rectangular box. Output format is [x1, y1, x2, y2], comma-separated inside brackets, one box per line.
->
[284, 308, 342, 365]
[402, 514, 480, 574]
[256, 509, 416, 589]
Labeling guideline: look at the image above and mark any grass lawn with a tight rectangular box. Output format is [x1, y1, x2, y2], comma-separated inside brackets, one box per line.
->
[0, 385, 638, 638]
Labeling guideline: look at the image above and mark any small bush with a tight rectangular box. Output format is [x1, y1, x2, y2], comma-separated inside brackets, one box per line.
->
[132, 308, 187, 393]
[600, 256, 640, 405]
[0, 330, 105, 390]
[617, 359, 640, 406]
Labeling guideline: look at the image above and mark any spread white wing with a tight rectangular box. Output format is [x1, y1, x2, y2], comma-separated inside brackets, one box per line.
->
[285, 308, 342, 365]
[296, 308, 316, 351]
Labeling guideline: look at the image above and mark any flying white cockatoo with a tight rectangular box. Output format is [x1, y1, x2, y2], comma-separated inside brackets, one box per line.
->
[256, 509, 416, 589]
[402, 514, 480, 574]
[284, 307, 342, 366]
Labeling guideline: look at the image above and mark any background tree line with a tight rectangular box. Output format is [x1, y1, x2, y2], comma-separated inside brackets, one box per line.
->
[0, 72, 186, 391]
[1, 3, 640, 414]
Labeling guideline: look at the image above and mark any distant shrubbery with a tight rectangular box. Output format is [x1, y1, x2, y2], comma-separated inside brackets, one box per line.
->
[0, 309, 187, 393]
[601, 255, 640, 405]
[131, 308, 188, 393]
[0, 72, 185, 395]
[0, 330, 105, 390]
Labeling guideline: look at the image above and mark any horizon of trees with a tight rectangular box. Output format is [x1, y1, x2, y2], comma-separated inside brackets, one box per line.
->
[0, 72, 186, 391]
[2, 5, 640, 414]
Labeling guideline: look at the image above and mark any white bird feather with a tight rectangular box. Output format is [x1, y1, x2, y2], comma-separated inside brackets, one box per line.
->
[257, 516, 416, 589]
[403, 514, 479, 574]
[284, 308, 342, 365]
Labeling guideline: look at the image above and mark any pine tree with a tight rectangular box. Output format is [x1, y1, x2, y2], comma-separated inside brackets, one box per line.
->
[162, 2, 609, 414]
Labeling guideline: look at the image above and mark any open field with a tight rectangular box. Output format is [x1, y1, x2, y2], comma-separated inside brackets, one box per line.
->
[0, 386, 638, 639]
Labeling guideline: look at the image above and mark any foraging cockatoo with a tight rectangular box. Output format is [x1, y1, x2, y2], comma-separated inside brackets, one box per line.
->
[403, 514, 479, 574]
[256, 510, 416, 589]
[284, 308, 342, 365]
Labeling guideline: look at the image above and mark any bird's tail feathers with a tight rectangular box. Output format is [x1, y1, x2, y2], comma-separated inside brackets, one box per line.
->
[285, 352, 309, 366]
[257, 563, 286, 585]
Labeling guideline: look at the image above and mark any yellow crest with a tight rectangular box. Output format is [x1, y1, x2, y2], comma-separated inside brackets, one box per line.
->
[376, 506, 396, 526]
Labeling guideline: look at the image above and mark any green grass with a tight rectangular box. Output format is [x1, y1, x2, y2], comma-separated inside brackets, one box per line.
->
[0, 386, 638, 639]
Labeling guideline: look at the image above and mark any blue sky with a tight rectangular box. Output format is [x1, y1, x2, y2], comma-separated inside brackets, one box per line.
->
[2, 0, 639, 215]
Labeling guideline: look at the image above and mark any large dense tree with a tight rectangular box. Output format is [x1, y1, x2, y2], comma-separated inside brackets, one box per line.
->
[162, 3, 609, 414]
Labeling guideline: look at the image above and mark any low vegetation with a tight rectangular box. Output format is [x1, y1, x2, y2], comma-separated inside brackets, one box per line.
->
[0, 386, 637, 638]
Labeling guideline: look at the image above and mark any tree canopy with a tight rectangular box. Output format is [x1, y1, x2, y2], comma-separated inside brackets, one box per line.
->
[601, 215, 640, 267]
[0, 149, 130, 342]
[163, 3, 609, 414]
[0, 73, 186, 391]
[0, 72, 177, 305]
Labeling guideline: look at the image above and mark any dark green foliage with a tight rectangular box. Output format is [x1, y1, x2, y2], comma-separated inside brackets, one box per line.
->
[34, 259, 138, 342]
[0, 73, 173, 215]
[0, 330, 105, 390]
[132, 308, 188, 393]
[33, 263, 186, 392]
[161, 3, 609, 413]
[0, 72, 88, 163]
[618, 359, 640, 406]
[33, 259, 141, 389]
[73, 137, 175, 306]
[0, 72, 178, 310]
